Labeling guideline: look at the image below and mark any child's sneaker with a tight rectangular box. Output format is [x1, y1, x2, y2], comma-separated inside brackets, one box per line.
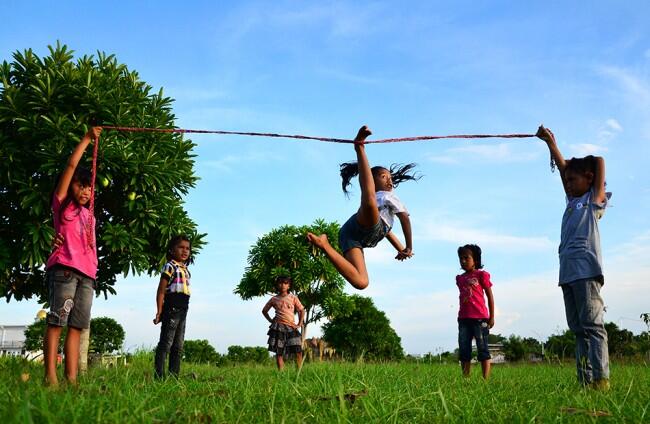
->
[590, 379, 610, 391]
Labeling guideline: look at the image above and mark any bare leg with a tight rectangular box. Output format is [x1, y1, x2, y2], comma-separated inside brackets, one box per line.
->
[352, 130, 380, 228]
[64, 326, 82, 384]
[306, 233, 369, 289]
[461, 361, 471, 377]
[44, 325, 63, 386]
[296, 352, 303, 369]
[276, 354, 284, 370]
[480, 359, 491, 379]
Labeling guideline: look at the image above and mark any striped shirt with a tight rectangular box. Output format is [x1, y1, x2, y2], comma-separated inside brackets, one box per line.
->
[162, 260, 191, 296]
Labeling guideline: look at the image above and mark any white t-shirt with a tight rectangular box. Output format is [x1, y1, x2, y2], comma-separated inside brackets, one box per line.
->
[376, 191, 408, 229]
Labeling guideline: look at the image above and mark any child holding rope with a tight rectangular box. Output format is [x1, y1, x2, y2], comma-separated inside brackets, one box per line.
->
[307, 125, 418, 289]
[456, 244, 494, 379]
[43, 126, 102, 386]
[262, 276, 305, 370]
[153, 235, 193, 379]
[536, 125, 610, 390]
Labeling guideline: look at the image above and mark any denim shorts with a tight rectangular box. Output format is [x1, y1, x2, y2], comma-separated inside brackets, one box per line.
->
[338, 213, 388, 253]
[458, 318, 491, 362]
[46, 265, 95, 329]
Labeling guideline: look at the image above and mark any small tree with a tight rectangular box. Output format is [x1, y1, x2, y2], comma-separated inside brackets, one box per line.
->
[184, 339, 220, 364]
[23, 318, 66, 353]
[0, 43, 205, 302]
[235, 219, 348, 341]
[322, 295, 404, 361]
[502, 335, 526, 362]
[226, 345, 269, 364]
[545, 329, 575, 361]
[89, 317, 125, 354]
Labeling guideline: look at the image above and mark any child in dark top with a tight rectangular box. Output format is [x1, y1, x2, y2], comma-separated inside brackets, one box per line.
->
[537, 125, 610, 390]
[153, 235, 192, 379]
[456, 244, 494, 379]
[262, 276, 305, 370]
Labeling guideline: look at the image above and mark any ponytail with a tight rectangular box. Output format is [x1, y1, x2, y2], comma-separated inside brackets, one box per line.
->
[339, 161, 360, 196]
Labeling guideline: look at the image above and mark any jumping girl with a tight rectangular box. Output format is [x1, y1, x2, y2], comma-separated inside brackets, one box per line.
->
[307, 125, 418, 289]
[262, 276, 305, 370]
[43, 126, 102, 386]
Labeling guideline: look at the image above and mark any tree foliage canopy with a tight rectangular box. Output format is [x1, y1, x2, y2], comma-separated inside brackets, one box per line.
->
[23, 315, 123, 354]
[0, 43, 205, 301]
[89, 317, 125, 354]
[184, 339, 220, 364]
[235, 219, 348, 339]
[322, 295, 404, 361]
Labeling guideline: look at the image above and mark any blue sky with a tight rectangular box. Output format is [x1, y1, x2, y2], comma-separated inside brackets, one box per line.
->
[2, 1, 649, 354]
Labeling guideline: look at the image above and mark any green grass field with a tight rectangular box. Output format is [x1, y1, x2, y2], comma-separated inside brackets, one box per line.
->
[1, 354, 648, 423]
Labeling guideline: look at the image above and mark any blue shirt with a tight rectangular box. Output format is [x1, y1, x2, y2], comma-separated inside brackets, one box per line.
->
[558, 189, 610, 285]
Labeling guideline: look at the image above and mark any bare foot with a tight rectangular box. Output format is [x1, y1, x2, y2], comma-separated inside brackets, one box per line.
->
[306, 232, 329, 249]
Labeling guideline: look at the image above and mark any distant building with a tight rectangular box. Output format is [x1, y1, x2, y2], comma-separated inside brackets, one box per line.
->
[0, 325, 27, 356]
[488, 343, 506, 363]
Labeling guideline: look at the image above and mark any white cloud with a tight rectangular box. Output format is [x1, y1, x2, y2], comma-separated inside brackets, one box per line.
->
[426, 143, 538, 165]
[599, 65, 650, 107]
[605, 119, 623, 132]
[421, 220, 554, 252]
[568, 143, 608, 157]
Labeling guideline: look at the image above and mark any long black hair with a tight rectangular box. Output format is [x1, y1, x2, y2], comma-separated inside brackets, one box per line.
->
[166, 234, 193, 265]
[339, 162, 420, 195]
[457, 244, 483, 270]
[51, 166, 93, 222]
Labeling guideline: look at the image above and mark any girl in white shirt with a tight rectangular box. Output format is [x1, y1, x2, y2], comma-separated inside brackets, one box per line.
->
[307, 125, 418, 289]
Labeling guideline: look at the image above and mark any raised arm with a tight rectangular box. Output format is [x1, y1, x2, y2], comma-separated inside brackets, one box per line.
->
[592, 156, 607, 204]
[54, 127, 102, 201]
[536, 125, 568, 193]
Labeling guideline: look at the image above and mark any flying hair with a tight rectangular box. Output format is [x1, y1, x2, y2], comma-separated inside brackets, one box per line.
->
[339, 161, 420, 195]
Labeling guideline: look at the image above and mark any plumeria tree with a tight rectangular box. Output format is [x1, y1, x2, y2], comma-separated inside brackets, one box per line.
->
[235, 219, 349, 341]
[0, 43, 205, 302]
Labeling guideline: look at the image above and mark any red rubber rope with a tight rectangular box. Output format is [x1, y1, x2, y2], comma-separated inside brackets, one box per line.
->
[88, 126, 536, 222]
[100, 125, 535, 144]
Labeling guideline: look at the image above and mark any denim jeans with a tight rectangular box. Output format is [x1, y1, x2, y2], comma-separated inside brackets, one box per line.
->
[154, 305, 188, 379]
[458, 319, 491, 362]
[46, 265, 95, 329]
[562, 278, 609, 384]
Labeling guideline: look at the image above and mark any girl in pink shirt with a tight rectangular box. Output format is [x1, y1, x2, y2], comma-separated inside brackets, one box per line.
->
[262, 276, 305, 370]
[43, 127, 102, 386]
[456, 244, 495, 379]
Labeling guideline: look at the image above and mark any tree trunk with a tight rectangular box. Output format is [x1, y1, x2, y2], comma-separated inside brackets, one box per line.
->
[78, 327, 90, 374]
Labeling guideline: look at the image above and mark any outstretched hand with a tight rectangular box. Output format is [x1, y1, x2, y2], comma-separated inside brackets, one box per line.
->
[535, 125, 555, 144]
[354, 125, 372, 144]
[395, 247, 413, 261]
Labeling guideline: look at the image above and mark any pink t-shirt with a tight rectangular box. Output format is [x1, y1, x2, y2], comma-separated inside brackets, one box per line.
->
[46, 195, 97, 279]
[456, 270, 492, 319]
[263, 294, 304, 327]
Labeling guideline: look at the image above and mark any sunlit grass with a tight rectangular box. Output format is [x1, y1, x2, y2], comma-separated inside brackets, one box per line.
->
[1, 353, 648, 423]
